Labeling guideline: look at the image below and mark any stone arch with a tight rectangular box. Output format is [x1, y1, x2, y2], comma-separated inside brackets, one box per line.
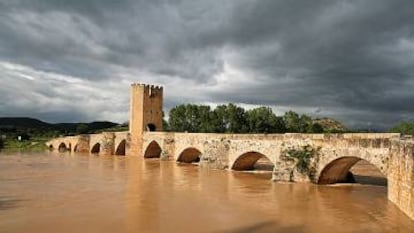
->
[49, 144, 54, 150]
[115, 140, 126, 156]
[317, 156, 386, 185]
[144, 140, 162, 158]
[231, 151, 274, 171]
[73, 144, 78, 153]
[177, 147, 202, 163]
[58, 142, 68, 152]
[91, 143, 100, 154]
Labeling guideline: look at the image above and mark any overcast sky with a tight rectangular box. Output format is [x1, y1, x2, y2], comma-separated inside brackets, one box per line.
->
[0, 0, 413, 129]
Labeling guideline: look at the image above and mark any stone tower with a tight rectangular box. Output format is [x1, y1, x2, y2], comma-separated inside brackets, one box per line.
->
[129, 83, 163, 156]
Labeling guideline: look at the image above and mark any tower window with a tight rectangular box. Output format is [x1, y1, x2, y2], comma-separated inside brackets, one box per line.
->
[146, 124, 156, 131]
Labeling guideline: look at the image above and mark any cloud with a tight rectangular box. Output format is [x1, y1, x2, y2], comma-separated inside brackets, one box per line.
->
[0, 0, 413, 129]
[0, 61, 129, 123]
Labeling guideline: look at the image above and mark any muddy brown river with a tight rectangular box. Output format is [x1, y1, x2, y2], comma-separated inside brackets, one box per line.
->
[1, 152, 413, 233]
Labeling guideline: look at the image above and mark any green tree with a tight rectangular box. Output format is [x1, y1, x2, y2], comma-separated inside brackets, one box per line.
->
[167, 104, 347, 134]
[298, 114, 313, 133]
[76, 124, 89, 134]
[168, 105, 190, 132]
[161, 111, 169, 131]
[283, 111, 301, 132]
[168, 104, 216, 132]
[197, 105, 215, 133]
[162, 119, 169, 131]
[185, 104, 200, 132]
[212, 105, 228, 133]
[389, 122, 414, 135]
[245, 107, 285, 133]
[283, 111, 316, 133]
[213, 104, 248, 133]
[168, 103, 249, 133]
[310, 123, 324, 133]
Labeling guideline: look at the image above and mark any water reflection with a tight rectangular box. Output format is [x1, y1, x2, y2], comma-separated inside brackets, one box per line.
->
[0, 152, 413, 233]
[0, 197, 23, 210]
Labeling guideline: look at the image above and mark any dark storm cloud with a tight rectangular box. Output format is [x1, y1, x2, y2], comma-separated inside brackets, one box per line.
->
[201, 0, 414, 128]
[0, 0, 413, 128]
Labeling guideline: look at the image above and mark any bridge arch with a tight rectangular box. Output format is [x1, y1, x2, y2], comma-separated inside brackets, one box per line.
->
[115, 140, 126, 156]
[177, 147, 202, 163]
[91, 143, 100, 154]
[58, 142, 68, 152]
[144, 140, 162, 158]
[317, 156, 387, 185]
[231, 151, 274, 171]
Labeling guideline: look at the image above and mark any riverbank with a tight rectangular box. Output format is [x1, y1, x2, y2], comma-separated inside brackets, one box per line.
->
[0, 138, 49, 152]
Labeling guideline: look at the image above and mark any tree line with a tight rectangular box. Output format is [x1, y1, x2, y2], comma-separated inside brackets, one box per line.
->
[164, 103, 347, 134]
[389, 122, 414, 135]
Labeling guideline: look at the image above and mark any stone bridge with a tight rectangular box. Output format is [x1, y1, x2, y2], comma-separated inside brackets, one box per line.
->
[48, 131, 129, 156]
[46, 83, 414, 220]
[142, 132, 396, 183]
[47, 131, 414, 220]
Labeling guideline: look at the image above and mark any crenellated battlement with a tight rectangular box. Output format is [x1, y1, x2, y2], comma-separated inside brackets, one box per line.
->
[131, 83, 163, 90]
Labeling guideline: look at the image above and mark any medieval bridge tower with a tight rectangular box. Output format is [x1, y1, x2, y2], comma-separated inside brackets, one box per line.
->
[129, 84, 164, 156]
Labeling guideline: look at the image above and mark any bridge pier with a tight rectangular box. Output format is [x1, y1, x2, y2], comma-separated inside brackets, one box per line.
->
[100, 132, 115, 156]
[388, 140, 414, 220]
[272, 159, 296, 182]
[199, 139, 230, 169]
[74, 135, 90, 153]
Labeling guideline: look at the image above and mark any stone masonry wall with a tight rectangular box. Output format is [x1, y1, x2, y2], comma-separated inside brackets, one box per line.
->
[74, 135, 90, 153]
[388, 139, 414, 219]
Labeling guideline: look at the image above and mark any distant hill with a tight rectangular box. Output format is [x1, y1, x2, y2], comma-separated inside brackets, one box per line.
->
[313, 117, 349, 133]
[0, 117, 120, 138]
[53, 121, 119, 134]
[0, 117, 51, 129]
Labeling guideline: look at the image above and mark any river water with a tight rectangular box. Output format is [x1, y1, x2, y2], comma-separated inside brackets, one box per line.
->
[0, 152, 413, 233]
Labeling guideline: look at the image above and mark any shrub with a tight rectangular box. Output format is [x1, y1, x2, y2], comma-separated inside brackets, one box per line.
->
[282, 145, 320, 175]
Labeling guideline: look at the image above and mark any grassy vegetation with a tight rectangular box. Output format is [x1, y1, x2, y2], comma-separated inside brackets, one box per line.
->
[0, 117, 124, 152]
[95, 125, 128, 133]
[281, 145, 320, 178]
[1, 137, 50, 152]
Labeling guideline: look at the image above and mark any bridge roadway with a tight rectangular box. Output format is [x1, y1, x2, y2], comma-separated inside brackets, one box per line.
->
[47, 132, 414, 220]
